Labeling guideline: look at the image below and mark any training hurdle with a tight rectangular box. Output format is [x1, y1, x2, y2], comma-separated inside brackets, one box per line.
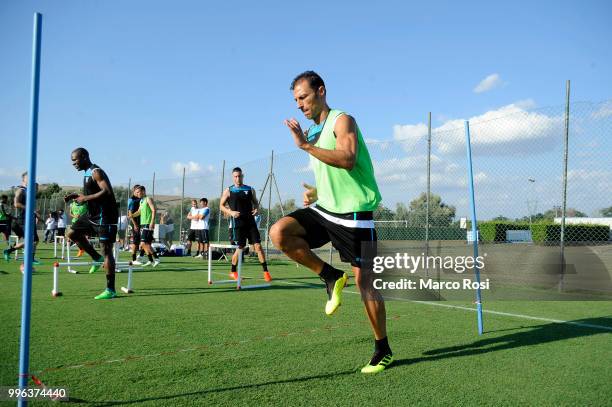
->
[55, 235, 104, 259]
[52, 260, 140, 297]
[8, 235, 20, 259]
[53, 235, 66, 258]
[207, 243, 271, 290]
[59, 241, 122, 272]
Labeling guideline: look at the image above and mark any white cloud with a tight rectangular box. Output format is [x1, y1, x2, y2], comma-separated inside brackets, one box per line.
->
[473, 73, 502, 93]
[392, 123, 428, 151]
[293, 161, 313, 173]
[591, 101, 612, 119]
[171, 161, 214, 176]
[392, 100, 563, 156]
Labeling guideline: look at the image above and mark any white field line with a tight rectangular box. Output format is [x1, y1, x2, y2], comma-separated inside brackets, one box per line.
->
[216, 269, 612, 332]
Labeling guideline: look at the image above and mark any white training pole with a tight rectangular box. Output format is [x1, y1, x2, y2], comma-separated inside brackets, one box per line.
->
[207, 244, 213, 284]
[236, 248, 243, 290]
[51, 262, 62, 297]
[121, 264, 134, 293]
[61, 236, 66, 259]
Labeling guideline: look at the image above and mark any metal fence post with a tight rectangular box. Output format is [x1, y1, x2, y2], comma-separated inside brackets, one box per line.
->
[179, 167, 185, 243]
[217, 160, 225, 242]
[265, 150, 274, 259]
[559, 80, 570, 291]
[426, 112, 431, 276]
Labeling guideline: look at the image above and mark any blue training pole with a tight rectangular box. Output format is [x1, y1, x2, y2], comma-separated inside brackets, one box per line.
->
[464, 120, 484, 335]
[18, 12, 43, 407]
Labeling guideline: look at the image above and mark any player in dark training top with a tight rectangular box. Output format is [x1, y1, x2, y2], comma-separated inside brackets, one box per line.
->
[220, 167, 272, 282]
[64, 148, 119, 300]
[3, 172, 41, 263]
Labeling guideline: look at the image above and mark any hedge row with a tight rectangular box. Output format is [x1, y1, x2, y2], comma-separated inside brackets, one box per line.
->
[478, 222, 609, 243]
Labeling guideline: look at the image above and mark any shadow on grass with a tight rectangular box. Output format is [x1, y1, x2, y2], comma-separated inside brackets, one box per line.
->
[77, 369, 358, 406]
[391, 317, 612, 369]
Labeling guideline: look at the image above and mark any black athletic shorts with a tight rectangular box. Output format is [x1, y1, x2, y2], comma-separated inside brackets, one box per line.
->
[188, 229, 209, 243]
[232, 218, 260, 248]
[12, 218, 39, 242]
[130, 228, 141, 246]
[287, 206, 376, 268]
[56, 227, 65, 237]
[71, 216, 117, 244]
[0, 221, 10, 236]
[188, 229, 200, 242]
[141, 226, 154, 244]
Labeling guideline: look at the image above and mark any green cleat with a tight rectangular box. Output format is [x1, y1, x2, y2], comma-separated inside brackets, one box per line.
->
[89, 258, 104, 274]
[32, 259, 42, 265]
[324, 272, 348, 316]
[361, 354, 393, 374]
[3, 249, 9, 261]
[94, 289, 116, 300]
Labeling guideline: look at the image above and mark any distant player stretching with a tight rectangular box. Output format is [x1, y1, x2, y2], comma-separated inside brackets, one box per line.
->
[271, 71, 392, 373]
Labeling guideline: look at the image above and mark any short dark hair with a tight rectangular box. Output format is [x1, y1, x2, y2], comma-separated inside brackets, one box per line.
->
[72, 147, 89, 159]
[132, 184, 141, 191]
[290, 71, 325, 91]
[200, 198, 208, 204]
[137, 185, 146, 192]
[232, 167, 242, 173]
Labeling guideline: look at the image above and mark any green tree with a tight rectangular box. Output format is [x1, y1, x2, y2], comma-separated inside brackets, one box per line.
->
[37, 183, 62, 199]
[600, 206, 612, 217]
[492, 215, 510, 221]
[406, 193, 456, 227]
[374, 204, 395, 221]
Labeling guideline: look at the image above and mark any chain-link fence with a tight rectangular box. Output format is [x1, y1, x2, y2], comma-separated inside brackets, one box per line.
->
[1, 100, 610, 285]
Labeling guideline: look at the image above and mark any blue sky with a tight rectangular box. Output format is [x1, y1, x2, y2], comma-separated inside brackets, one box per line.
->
[1, 0, 611, 217]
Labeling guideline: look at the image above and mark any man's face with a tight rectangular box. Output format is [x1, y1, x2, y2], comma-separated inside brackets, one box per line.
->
[191, 200, 197, 207]
[135, 189, 144, 198]
[232, 171, 243, 186]
[293, 80, 324, 120]
[200, 200, 207, 208]
[71, 151, 87, 171]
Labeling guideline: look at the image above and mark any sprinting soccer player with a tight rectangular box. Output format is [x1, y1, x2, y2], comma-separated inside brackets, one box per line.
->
[0, 195, 11, 243]
[220, 167, 272, 282]
[64, 148, 119, 300]
[127, 185, 144, 264]
[186, 199, 201, 257]
[3, 173, 41, 264]
[271, 71, 392, 373]
[131, 185, 160, 267]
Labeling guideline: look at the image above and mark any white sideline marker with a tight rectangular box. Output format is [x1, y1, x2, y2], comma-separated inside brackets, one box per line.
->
[207, 243, 271, 290]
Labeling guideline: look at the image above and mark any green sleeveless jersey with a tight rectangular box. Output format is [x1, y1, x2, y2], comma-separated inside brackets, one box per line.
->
[0, 203, 8, 221]
[309, 109, 381, 213]
[140, 196, 153, 225]
[70, 202, 88, 224]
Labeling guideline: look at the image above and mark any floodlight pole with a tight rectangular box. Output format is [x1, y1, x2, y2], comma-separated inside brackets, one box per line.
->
[465, 121, 484, 335]
[18, 12, 42, 407]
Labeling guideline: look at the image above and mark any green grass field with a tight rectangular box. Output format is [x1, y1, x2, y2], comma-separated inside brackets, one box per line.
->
[1, 243, 611, 406]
